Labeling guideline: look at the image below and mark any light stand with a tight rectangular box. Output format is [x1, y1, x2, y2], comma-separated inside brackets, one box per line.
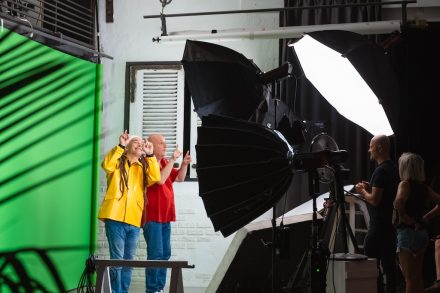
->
[270, 80, 281, 293]
[271, 204, 278, 293]
[329, 163, 367, 260]
[308, 169, 329, 293]
[285, 150, 365, 293]
[283, 167, 330, 293]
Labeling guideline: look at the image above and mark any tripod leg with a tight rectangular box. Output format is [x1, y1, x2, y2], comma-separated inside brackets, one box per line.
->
[345, 216, 361, 254]
[285, 246, 311, 292]
[319, 198, 337, 251]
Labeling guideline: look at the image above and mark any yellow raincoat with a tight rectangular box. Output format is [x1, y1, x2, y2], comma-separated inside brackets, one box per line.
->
[98, 145, 160, 227]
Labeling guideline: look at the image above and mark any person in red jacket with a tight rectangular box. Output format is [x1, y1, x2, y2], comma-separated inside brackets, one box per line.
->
[142, 133, 191, 293]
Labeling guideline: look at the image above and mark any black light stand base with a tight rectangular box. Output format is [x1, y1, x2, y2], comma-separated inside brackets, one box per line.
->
[330, 252, 368, 261]
[311, 245, 329, 293]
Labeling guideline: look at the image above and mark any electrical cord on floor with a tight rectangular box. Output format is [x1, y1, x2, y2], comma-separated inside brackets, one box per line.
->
[77, 254, 96, 293]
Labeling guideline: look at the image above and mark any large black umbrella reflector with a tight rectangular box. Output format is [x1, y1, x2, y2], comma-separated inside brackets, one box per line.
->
[196, 115, 294, 237]
[182, 40, 267, 120]
[290, 30, 399, 135]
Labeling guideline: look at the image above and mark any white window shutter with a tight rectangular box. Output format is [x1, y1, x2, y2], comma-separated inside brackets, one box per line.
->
[130, 67, 184, 160]
[189, 99, 201, 179]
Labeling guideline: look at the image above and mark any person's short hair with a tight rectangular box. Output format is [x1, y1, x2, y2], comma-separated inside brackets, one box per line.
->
[398, 152, 425, 182]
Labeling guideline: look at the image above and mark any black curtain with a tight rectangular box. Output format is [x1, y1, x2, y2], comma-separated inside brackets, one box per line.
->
[389, 23, 440, 183]
[275, 0, 383, 214]
[389, 23, 440, 285]
[280, 0, 382, 66]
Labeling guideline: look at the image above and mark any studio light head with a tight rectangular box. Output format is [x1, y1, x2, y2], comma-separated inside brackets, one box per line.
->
[196, 114, 347, 236]
[289, 30, 398, 136]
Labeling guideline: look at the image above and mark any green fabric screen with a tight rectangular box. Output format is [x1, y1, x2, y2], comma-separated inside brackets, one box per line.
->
[0, 28, 101, 291]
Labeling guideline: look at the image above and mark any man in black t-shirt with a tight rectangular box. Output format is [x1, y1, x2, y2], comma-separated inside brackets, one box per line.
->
[355, 134, 400, 293]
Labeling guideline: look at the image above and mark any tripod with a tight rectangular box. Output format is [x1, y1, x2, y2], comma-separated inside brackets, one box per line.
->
[285, 164, 366, 293]
[284, 169, 329, 293]
[329, 163, 367, 260]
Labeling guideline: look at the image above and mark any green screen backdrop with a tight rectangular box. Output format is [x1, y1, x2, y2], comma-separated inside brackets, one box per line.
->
[0, 28, 101, 291]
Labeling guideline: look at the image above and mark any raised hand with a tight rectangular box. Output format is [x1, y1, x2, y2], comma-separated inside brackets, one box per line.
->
[182, 151, 192, 165]
[119, 130, 129, 147]
[172, 145, 182, 160]
[143, 137, 154, 155]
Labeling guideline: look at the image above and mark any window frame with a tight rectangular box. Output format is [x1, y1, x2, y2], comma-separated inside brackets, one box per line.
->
[124, 61, 198, 180]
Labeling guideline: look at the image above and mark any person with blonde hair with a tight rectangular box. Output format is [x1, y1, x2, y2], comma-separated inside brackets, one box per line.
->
[98, 131, 160, 293]
[394, 152, 440, 293]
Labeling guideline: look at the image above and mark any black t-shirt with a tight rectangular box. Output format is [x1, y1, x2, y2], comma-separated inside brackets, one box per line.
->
[368, 160, 400, 229]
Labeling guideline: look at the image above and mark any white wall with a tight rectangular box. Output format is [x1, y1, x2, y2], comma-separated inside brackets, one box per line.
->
[97, 0, 282, 290]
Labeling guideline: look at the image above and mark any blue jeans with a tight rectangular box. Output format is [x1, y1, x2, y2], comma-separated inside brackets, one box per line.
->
[143, 222, 171, 293]
[397, 227, 429, 254]
[105, 220, 140, 293]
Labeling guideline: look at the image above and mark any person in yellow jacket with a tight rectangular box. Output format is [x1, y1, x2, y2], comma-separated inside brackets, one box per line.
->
[98, 130, 160, 293]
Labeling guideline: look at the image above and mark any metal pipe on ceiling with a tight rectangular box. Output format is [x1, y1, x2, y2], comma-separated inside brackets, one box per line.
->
[144, 1, 416, 19]
[153, 20, 401, 43]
